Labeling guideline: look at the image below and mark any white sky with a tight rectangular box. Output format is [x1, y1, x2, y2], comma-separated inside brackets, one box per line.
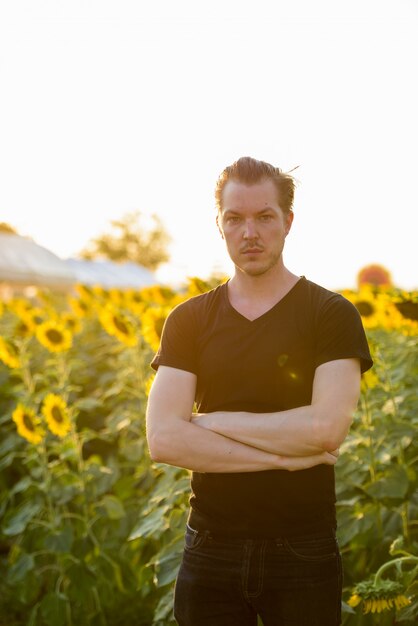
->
[0, 0, 417, 290]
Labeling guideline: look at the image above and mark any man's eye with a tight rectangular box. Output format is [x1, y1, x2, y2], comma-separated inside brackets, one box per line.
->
[227, 216, 241, 224]
[259, 215, 272, 222]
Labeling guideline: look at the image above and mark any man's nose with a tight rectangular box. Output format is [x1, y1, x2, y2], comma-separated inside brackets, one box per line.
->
[243, 219, 258, 239]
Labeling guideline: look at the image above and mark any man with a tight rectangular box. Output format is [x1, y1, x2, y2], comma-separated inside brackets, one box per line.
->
[146, 156, 373, 626]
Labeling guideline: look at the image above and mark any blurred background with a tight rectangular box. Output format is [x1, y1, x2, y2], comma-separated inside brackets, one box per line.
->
[0, 0, 417, 292]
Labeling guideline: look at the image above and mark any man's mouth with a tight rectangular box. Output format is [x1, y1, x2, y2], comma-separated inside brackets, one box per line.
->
[242, 247, 263, 254]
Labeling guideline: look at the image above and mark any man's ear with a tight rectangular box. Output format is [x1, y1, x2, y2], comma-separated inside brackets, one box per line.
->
[216, 214, 224, 239]
[285, 210, 294, 236]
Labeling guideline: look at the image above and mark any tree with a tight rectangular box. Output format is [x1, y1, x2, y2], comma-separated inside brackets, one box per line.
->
[357, 264, 392, 289]
[0, 222, 18, 234]
[79, 211, 171, 271]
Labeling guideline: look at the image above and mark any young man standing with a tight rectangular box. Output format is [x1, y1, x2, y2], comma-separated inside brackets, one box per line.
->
[146, 156, 372, 626]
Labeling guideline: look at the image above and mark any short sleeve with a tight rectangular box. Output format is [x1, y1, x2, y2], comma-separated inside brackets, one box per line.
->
[150, 301, 198, 374]
[314, 295, 373, 374]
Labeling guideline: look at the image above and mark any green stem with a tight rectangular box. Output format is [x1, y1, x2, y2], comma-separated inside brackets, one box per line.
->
[374, 556, 418, 583]
[40, 439, 55, 526]
[361, 391, 376, 482]
[361, 390, 384, 537]
[375, 344, 411, 543]
[18, 339, 35, 396]
[401, 502, 411, 545]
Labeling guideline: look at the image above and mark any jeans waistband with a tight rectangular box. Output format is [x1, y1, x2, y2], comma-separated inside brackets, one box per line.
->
[188, 506, 336, 540]
[187, 513, 337, 542]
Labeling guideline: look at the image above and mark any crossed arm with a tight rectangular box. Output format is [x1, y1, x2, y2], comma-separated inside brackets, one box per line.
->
[146, 358, 361, 473]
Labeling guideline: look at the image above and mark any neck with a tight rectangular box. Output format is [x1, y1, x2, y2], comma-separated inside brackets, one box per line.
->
[229, 262, 299, 303]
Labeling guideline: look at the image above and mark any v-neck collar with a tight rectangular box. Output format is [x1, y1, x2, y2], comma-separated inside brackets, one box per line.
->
[222, 276, 305, 323]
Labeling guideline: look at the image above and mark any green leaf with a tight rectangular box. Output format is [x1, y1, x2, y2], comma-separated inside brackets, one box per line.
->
[0, 432, 19, 456]
[100, 494, 126, 520]
[120, 440, 144, 462]
[108, 558, 126, 593]
[7, 552, 35, 584]
[365, 465, 410, 501]
[0, 451, 16, 471]
[337, 507, 376, 547]
[74, 397, 103, 411]
[150, 535, 184, 587]
[44, 526, 74, 553]
[2, 500, 43, 535]
[27, 603, 40, 626]
[40, 592, 68, 626]
[10, 476, 33, 496]
[153, 585, 175, 621]
[66, 563, 96, 602]
[128, 505, 170, 540]
[49, 472, 83, 505]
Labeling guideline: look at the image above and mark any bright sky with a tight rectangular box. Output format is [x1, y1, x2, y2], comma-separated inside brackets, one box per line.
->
[0, 0, 417, 290]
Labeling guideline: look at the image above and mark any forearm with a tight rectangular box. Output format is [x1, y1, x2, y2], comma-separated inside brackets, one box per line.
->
[192, 359, 360, 455]
[147, 418, 337, 473]
[192, 402, 350, 457]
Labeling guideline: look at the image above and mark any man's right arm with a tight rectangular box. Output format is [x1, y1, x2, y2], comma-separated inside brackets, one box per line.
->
[146, 365, 338, 473]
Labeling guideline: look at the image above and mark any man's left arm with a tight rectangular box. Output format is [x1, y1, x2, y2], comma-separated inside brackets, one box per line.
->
[192, 358, 361, 457]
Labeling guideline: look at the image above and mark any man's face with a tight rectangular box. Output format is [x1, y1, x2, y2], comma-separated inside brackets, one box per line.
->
[217, 179, 293, 277]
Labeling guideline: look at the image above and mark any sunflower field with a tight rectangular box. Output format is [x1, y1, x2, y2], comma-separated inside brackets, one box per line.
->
[0, 279, 417, 626]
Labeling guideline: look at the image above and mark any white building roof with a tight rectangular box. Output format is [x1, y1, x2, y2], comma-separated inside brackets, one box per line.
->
[0, 234, 159, 289]
[65, 258, 158, 288]
[0, 234, 76, 288]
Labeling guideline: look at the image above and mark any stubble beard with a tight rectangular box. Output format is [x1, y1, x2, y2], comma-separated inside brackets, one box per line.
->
[235, 249, 284, 278]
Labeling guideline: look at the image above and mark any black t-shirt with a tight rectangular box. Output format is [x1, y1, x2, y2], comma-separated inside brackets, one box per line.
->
[151, 277, 373, 537]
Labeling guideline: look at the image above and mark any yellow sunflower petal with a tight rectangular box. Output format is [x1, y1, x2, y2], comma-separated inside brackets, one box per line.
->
[12, 404, 44, 444]
[0, 336, 20, 369]
[36, 320, 72, 353]
[42, 394, 71, 438]
[141, 306, 171, 351]
[347, 594, 362, 608]
[363, 599, 372, 614]
[99, 306, 138, 347]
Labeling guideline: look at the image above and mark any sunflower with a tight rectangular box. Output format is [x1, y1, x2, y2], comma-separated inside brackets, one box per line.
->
[60, 312, 82, 334]
[0, 336, 20, 369]
[68, 295, 91, 318]
[393, 291, 418, 334]
[347, 578, 411, 615]
[124, 290, 146, 316]
[42, 393, 71, 437]
[12, 404, 44, 444]
[36, 320, 73, 353]
[139, 285, 176, 305]
[92, 285, 106, 299]
[343, 288, 385, 329]
[361, 369, 379, 393]
[99, 306, 138, 347]
[75, 284, 95, 300]
[28, 307, 46, 325]
[14, 308, 40, 338]
[186, 275, 226, 297]
[395, 299, 418, 322]
[107, 288, 127, 307]
[8, 297, 32, 317]
[145, 373, 155, 398]
[141, 306, 171, 351]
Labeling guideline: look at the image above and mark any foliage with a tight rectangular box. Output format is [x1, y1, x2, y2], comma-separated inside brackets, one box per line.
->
[0, 280, 417, 625]
[79, 211, 171, 271]
[357, 264, 392, 288]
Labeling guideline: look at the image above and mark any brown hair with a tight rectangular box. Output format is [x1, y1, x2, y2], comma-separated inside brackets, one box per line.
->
[215, 156, 296, 214]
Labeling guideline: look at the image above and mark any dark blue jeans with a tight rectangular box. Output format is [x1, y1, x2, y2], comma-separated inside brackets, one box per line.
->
[174, 524, 342, 626]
